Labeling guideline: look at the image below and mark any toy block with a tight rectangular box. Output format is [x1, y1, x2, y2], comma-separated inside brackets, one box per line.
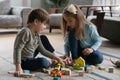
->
[23, 70, 30, 74]
[50, 69, 62, 78]
[85, 64, 89, 71]
[61, 68, 71, 75]
[56, 63, 61, 70]
[76, 70, 84, 76]
[108, 67, 114, 73]
[85, 65, 92, 73]
[75, 57, 85, 67]
[53, 77, 60, 80]
[47, 70, 52, 75]
[74, 64, 84, 70]
[79, 67, 84, 71]
[8, 71, 35, 78]
[78, 71, 84, 76]
[98, 66, 106, 71]
[86, 67, 92, 73]
[89, 65, 95, 69]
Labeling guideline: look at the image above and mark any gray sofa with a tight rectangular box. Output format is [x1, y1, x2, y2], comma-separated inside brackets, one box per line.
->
[0, 0, 32, 28]
[88, 16, 120, 43]
[49, 14, 62, 32]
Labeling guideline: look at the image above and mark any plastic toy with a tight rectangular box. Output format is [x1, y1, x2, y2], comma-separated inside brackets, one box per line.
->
[53, 77, 60, 80]
[50, 69, 62, 78]
[23, 70, 30, 74]
[50, 63, 63, 79]
[57, 63, 61, 70]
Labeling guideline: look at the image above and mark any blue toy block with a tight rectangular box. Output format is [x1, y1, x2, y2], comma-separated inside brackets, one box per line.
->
[85, 64, 89, 71]
[23, 70, 30, 74]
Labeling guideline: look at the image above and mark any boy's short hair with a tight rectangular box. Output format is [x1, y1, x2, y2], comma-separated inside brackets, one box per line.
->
[27, 8, 49, 24]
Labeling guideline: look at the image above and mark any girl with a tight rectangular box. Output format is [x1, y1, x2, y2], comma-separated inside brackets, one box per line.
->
[61, 4, 103, 65]
[13, 8, 64, 77]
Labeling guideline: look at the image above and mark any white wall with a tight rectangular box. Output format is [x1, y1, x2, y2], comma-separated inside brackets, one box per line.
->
[10, 0, 23, 6]
[10, 0, 31, 7]
[23, 0, 31, 7]
[31, 0, 40, 8]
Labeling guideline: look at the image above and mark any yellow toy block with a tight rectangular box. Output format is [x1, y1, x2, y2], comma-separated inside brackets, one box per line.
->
[75, 57, 85, 67]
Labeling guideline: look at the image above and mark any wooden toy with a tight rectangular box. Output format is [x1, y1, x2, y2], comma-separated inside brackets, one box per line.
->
[108, 67, 114, 73]
[74, 64, 84, 70]
[77, 70, 84, 76]
[98, 66, 106, 71]
[8, 71, 35, 78]
[76, 68, 84, 76]
[86, 67, 92, 73]
[74, 57, 85, 67]
[110, 59, 120, 68]
[61, 68, 71, 75]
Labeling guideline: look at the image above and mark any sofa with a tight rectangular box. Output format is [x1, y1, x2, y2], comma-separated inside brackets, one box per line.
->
[0, 0, 32, 29]
[88, 16, 120, 44]
[49, 14, 62, 32]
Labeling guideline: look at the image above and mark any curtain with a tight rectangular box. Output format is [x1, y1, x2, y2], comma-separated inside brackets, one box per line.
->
[93, 0, 120, 10]
[93, 0, 120, 5]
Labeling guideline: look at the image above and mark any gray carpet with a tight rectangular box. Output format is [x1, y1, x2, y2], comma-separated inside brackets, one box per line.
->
[0, 29, 120, 80]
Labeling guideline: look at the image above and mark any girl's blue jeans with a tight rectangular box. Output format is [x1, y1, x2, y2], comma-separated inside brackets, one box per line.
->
[68, 29, 103, 65]
[21, 35, 55, 70]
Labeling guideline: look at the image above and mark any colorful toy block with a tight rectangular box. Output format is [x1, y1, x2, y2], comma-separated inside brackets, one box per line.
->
[61, 68, 71, 75]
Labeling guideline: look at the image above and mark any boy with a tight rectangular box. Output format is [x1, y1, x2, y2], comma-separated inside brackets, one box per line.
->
[13, 8, 64, 77]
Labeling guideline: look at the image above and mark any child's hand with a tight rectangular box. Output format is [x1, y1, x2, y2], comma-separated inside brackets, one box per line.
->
[63, 57, 72, 65]
[54, 55, 64, 65]
[15, 64, 23, 77]
[14, 68, 23, 77]
[51, 59, 58, 66]
[82, 48, 93, 55]
[57, 57, 65, 66]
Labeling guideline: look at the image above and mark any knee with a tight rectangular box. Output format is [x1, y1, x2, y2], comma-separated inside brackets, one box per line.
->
[38, 57, 51, 68]
[40, 35, 49, 42]
[96, 55, 103, 64]
[88, 56, 103, 65]
[88, 51, 104, 65]
[93, 52, 104, 64]
[40, 35, 47, 39]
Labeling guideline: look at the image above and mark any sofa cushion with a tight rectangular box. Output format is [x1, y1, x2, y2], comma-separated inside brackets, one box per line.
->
[0, 0, 11, 15]
[49, 14, 62, 27]
[0, 15, 22, 28]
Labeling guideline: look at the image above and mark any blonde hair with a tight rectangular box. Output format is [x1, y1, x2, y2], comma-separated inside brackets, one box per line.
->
[62, 4, 91, 40]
